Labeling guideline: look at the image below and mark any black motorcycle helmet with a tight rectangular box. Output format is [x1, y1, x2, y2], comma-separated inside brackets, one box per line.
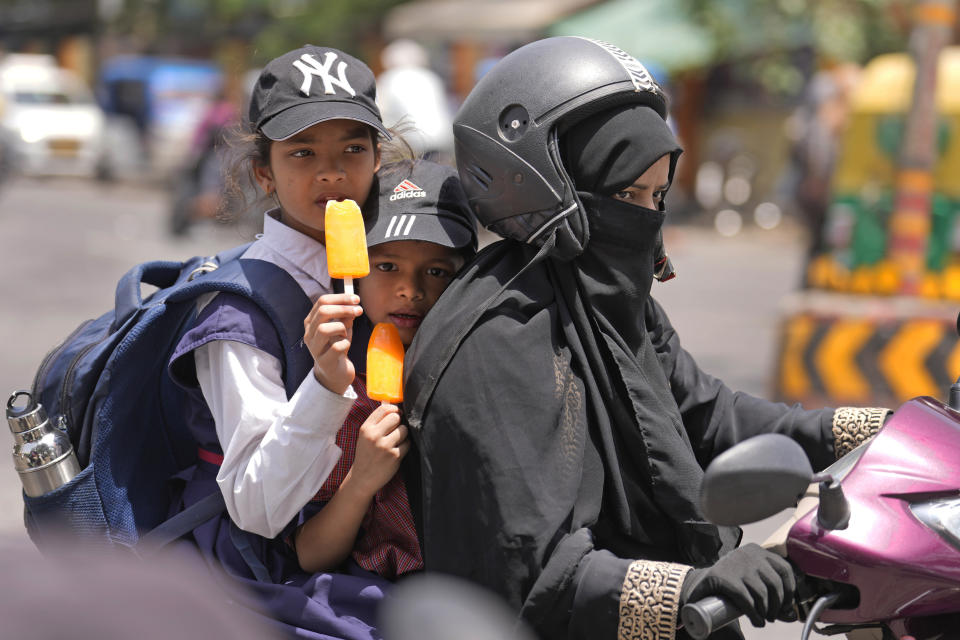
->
[453, 37, 668, 257]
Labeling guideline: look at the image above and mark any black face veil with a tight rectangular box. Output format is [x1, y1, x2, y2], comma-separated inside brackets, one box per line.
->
[562, 103, 681, 282]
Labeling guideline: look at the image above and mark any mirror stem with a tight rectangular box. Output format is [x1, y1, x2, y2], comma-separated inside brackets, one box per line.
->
[816, 478, 850, 530]
[949, 378, 960, 411]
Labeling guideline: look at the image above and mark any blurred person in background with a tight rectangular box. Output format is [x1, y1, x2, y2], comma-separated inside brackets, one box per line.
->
[783, 64, 861, 261]
[97, 56, 226, 181]
[168, 81, 243, 236]
[376, 39, 454, 162]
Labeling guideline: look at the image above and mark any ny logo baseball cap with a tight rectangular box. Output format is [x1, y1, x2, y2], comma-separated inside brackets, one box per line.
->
[249, 44, 391, 141]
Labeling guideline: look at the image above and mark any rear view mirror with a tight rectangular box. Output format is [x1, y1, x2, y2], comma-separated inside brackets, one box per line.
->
[700, 434, 813, 525]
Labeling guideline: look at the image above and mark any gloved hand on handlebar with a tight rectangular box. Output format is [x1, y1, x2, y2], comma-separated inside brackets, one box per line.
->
[680, 543, 797, 628]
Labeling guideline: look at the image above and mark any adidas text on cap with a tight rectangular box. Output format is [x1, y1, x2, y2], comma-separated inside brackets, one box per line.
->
[249, 45, 391, 141]
[366, 160, 478, 253]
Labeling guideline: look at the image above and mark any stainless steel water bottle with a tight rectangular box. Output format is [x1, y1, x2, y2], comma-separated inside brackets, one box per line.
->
[7, 390, 80, 497]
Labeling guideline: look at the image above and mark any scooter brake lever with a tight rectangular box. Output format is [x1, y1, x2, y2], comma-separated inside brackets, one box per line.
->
[801, 593, 841, 640]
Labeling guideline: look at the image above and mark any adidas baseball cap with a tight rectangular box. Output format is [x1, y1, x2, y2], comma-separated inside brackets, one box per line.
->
[249, 44, 391, 141]
[366, 160, 478, 253]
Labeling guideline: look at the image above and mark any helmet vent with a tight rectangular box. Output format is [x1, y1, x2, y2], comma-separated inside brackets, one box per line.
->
[465, 163, 492, 192]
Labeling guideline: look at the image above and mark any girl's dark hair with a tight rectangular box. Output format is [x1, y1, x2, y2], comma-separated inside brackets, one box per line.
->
[217, 121, 416, 229]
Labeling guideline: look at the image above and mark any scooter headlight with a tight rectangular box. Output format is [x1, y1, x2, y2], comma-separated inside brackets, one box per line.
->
[910, 496, 960, 551]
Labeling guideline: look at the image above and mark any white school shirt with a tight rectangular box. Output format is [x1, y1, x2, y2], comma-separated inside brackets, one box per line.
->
[194, 210, 356, 538]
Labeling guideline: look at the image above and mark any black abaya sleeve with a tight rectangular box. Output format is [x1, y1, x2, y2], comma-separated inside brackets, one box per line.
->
[644, 298, 888, 472]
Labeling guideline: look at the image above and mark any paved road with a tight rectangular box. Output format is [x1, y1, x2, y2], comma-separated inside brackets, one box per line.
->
[0, 176, 815, 638]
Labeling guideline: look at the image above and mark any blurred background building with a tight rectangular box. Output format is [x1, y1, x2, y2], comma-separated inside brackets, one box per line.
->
[0, 0, 916, 189]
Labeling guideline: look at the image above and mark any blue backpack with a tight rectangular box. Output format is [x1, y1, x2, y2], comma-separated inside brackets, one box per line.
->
[22, 245, 313, 553]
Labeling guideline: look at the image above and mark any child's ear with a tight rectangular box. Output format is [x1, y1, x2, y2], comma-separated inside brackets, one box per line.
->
[253, 161, 275, 195]
[374, 141, 382, 172]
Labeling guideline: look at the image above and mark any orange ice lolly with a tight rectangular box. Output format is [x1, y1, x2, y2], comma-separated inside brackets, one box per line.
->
[366, 322, 404, 403]
[325, 199, 369, 295]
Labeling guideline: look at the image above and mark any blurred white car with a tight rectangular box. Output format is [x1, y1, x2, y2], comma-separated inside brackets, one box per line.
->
[0, 54, 107, 177]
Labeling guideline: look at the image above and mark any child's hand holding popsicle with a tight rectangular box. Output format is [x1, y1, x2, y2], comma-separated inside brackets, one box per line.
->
[305, 199, 369, 393]
[344, 402, 409, 498]
[345, 324, 409, 496]
[303, 293, 363, 395]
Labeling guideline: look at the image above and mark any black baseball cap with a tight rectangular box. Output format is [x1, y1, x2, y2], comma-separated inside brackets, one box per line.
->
[366, 160, 478, 254]
[249, 44, 391, 141]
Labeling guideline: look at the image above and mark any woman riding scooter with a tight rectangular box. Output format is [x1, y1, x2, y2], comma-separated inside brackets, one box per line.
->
[403, 36, 891, 640]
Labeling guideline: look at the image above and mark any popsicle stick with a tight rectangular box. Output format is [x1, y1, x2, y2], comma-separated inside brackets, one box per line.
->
[343, 277, 354, 297]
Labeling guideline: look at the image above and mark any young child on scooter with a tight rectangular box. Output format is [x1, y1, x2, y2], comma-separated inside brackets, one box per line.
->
[173, 44, 390, 541]
[295, 158, 477, 579]
[167, 44, 420, 639]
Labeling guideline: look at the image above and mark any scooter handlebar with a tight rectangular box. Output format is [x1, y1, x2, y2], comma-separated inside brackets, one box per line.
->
[680, 596, 740, 639]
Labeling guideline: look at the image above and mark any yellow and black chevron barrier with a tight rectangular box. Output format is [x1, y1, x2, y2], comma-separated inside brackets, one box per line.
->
[773, 290, 960, 408]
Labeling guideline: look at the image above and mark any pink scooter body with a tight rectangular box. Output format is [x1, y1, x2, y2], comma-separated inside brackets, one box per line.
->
[786, 397, 960, 633]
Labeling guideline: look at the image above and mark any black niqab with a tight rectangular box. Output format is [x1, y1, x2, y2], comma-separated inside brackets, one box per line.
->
[563, 103, 681, 282]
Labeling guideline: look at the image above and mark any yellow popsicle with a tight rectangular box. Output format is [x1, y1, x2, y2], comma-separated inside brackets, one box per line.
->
[325, 199, 370, 283]
[366, 322, 404, 403]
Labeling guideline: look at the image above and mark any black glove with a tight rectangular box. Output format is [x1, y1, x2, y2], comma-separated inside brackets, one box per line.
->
[680, 543, 796, 628]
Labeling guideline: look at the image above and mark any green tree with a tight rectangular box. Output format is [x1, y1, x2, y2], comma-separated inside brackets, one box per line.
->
[104, 0, 408, 63]
[246, 0, 409, 64]
[684, 0, 909, 63]
[682, 0, 911, 97]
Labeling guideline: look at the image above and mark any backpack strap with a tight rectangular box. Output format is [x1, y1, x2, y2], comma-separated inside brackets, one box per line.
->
[113, 243, 252, 332]
[136, 251, 314, 558]
[136, 491, 227, 557]
[166, 257, 314, 396]
[229, 521, 274, 583]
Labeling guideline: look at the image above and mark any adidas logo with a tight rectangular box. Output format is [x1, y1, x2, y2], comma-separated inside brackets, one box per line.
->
[389, 179, 426, 201]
